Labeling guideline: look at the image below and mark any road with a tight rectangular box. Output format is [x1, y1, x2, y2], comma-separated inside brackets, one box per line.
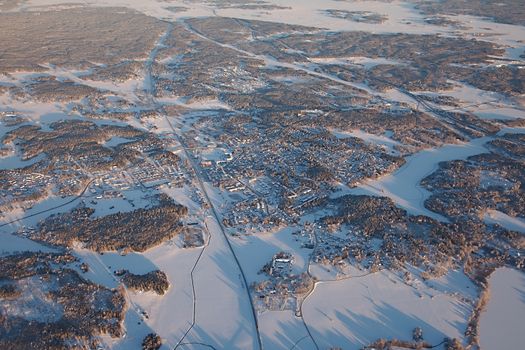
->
[165, 116, 263, 350]
[0, 178, 95, 229]
[140, 20, 503, 350]
[140, 22, 263, 350]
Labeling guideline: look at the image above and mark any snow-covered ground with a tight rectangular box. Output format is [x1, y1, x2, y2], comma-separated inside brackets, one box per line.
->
[310, 56, 404, 70]
[75, 243, 201, 350]
[0, 233, 57, 257]
[0, 152, 45, 170]
[86, 189, 151, 217]
[0, 193, 85, 230]
[0, 94, 69, 128]
[423, 269, 479, 301]
[484, 209, 525, 234]
[1, 1, 524, 349]
[479, 268, 525, 350]
[302, 270, 473, 349]
[72, 247, 167, 349]
[0, 275, 64, 323]
[429, 81, 525, 121]
[331, 128, 401, 155]
[156, 96, 232, 111]
[231, 226, 310, 284]
[423, 81, 502, 108]
[474, 106, 525, 121]
[160, 186, 201, 213]
[104, 136, 135, 148]
[258, 310, 315, 350]
[176, 216, 259, 349]
[347, 135, 493, 221]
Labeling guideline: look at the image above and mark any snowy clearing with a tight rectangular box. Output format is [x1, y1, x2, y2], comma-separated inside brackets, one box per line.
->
[302, 270, 472, 349]
[479, 268, 525, 350]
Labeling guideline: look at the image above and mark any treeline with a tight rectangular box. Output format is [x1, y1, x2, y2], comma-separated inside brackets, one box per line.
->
[32, 196, 188, 252]
[121, 270, 170, 295]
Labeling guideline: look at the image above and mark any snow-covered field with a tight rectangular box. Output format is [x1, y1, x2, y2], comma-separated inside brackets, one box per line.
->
[1, 1, 524, 349]
[75, 243, 202, 350]
[0, 194, 85, 230]
[176, 216, 259, 349]
[310, 56, 405, 70]
[0, 233, 56, 257]
[0, 152, 45, 170]
[332, 128, 401, 155]
[484, 210, 525, 234]
[302, 270, 473, 349]
[258, 310, 315, 350]
[231, 226, 310, 284]
[479, 268, 525, 350]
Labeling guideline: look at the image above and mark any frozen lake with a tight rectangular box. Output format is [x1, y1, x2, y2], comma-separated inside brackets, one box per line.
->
[348, 136, 493, 221]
